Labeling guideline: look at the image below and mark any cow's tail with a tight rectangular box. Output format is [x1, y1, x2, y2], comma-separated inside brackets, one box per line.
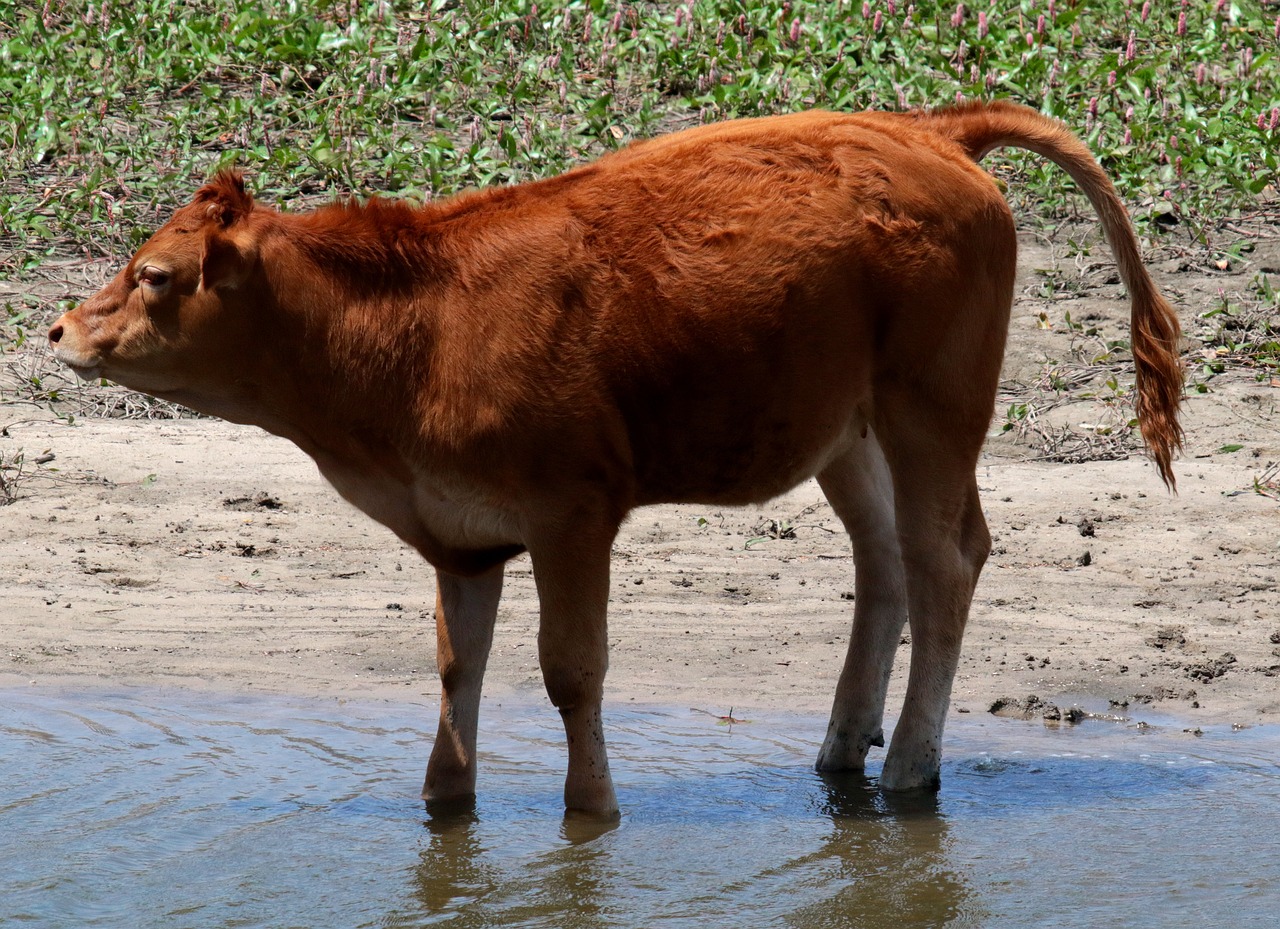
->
[918, 100, 1184, 488]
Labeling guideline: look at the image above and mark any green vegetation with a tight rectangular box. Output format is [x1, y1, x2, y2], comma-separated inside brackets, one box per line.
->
[2, 0, 1277, 272]
[1191, 273, 1280, 392]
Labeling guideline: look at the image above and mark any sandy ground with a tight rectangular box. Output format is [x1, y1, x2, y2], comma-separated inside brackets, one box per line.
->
[2, 231, 1279, 734]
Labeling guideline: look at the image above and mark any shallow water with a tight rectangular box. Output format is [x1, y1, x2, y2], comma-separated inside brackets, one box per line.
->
[2, 690, 1277, 928]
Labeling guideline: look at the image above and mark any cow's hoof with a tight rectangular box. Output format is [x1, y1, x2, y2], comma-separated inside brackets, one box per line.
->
[878, 760, 942, 793]
[815, 725, 884, 772]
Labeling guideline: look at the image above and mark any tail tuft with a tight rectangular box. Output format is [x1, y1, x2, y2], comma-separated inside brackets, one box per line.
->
[1131, 288, 1184, 489]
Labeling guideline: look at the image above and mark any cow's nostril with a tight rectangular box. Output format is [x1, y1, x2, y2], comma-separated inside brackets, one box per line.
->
[48, 324, 64, 344]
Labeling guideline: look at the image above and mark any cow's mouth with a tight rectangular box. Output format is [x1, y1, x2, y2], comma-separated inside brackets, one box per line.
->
[51, 348, 104, 382]
[66, 363, 104, 382]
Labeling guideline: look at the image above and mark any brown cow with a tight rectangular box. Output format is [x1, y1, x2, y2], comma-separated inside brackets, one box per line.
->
[49, 101, 1182, 817]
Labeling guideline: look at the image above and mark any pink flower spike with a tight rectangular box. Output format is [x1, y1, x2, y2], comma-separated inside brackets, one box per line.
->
[888, 0, 896, 14]
[1123, 126, 1132, 145]
[1260, 112, 1270, 131]
[1126, 30, 1136, 62]
[1177, 12, 1186, 36]
[1271, 108, 1280, 131]
[1088, 96, 1099, 119]
[873, 10, 883, 31]
[862, 1, 871, 19]
[951, 3, 965, 29]
[790, 17, 800, 43]
[978, 11, 988, 39]
[1026, 30, 1034, 47]
[1141, 1, 1150, 23]
[1037, 14, 1045, 35]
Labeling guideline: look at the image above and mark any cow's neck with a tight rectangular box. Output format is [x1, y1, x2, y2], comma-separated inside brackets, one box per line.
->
[235, 232, 437, 469]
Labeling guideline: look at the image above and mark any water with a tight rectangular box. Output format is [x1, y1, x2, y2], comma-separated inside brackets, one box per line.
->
[2, 690, 1277, 928]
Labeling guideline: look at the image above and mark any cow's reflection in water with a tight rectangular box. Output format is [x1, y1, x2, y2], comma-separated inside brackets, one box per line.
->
[786, 774, 976, 928]
[408, 807, 616, 929]
[401, 774, 975, 929]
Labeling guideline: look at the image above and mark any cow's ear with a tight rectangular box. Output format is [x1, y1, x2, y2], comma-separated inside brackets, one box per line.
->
[194, 170, 257, 291]
[194, 170, 254, 227]
[199, 226, 256, 292]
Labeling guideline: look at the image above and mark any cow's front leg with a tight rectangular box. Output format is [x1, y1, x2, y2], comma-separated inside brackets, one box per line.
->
[423, 563, 505, 805]
[528, 526, 619, 818]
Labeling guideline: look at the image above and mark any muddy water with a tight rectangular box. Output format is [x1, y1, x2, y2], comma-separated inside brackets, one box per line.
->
[2, 690, 1276, 928]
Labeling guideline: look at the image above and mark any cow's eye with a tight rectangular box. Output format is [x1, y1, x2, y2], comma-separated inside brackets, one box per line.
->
[139, 267, 170, 287]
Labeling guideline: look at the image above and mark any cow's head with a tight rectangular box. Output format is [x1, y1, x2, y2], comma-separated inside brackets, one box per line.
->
[49, 171, 263, 401]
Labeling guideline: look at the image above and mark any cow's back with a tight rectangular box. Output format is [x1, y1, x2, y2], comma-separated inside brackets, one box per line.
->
[492, 113, 1016, 505]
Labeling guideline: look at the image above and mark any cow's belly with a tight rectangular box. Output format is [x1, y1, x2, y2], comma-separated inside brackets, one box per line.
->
[621, 350, 872, 507]
[630, 406, 866, 507]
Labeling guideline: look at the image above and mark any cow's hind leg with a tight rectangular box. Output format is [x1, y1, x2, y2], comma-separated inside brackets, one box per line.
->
[814, 430, 908, 772]
[876, 392, 992, 792]
[423, 564, 504, 805]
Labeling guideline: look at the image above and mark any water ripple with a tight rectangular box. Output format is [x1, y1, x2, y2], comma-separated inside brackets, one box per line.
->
[1, 690, 1276, 928]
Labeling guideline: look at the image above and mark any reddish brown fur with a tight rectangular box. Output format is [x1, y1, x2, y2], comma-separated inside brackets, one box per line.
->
[50, 101, 1183, 815]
